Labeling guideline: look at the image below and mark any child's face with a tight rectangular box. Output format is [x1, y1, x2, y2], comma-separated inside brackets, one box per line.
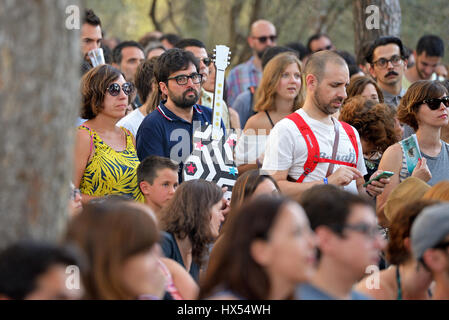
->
[144, 168, 179, 210]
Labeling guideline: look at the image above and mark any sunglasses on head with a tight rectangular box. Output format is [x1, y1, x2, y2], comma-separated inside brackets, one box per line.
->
[107, 82, 134, 96]
[420, 96, 449, 110]
[254, 35, 277, 44]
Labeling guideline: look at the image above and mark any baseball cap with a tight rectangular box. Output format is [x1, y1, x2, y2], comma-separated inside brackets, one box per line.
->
[411, 203, 449, 260]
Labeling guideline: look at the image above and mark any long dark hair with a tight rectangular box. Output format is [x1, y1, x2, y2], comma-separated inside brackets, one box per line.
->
[200, 195, 292, 299]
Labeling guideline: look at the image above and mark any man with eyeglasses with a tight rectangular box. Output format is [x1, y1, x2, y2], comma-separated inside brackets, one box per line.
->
[175, 38, 239, 130]
[411, 203, 449, 299]
[307, 33, 335, 54]
[366, 36, 407, 110]
[136, 49, 222, 182]
[405, 35, 445, 85]
[296, 185, 386, 300]
[226, 19, 277, 106]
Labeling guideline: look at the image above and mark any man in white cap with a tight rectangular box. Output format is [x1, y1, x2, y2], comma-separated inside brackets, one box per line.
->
[411, 203, 449, 299]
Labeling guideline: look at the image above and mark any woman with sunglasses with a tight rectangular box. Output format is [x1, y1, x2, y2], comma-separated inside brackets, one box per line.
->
[74, 64, 143, 203]
[376, 80, 449, 227]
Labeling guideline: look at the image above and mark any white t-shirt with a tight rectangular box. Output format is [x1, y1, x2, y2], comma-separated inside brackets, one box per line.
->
[116, 108, 145, 137]
[235, 133, 268, 166]
[262, 108, 367, 194]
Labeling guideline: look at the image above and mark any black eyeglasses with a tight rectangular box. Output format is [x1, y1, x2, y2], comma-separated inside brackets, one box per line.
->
[107, 82, 134, 96]
[167, 73, 203, 85]
[200, 57, 212, 66]
[433, 241, 449, 250]
[372, 55, 403, 69]
[253, 35, 277, 43]
[420, 97, 449, 110]
[314, 45, 333, 52]
[336, 223, 381, 239]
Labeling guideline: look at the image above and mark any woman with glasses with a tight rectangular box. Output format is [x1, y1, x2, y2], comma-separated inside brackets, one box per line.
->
[74, 64, 143, 203]
[235, 52, 304, 174]
[339, 96, 400, 183]
[376, 80, 449, 227]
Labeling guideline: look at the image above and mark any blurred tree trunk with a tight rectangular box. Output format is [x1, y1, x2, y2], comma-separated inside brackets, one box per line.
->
[353, 0, 401, 66]
[0, 0, 80, 249]
[183, 0, 207, 41]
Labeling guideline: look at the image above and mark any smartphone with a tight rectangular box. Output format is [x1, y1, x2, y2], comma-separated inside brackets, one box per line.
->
[363, 171, 394, 187]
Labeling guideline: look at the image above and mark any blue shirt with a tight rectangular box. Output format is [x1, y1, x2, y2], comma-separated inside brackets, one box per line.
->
[136, 101, 221, 181]
[296, 283, 371, 300]
[226, 57, 262, 107]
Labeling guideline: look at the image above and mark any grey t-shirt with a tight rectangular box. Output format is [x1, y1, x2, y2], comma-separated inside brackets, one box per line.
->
[296, 283, 371, 300]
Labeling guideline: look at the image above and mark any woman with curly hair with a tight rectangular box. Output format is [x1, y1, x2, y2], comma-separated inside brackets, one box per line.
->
[376, 80, 449, 226]
[235, 52, 304, 174]
[346, 75, 384, 103]
[159, 180, 224, 282]
[339, 96, 400, 181]
[355, 200, 435, 300]
[74, 64, 142, 203]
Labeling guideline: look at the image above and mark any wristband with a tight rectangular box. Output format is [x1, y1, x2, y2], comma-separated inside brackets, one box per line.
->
[323, 178, 328, 185]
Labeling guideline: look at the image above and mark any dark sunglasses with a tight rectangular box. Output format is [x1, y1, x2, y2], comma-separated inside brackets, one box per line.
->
[253, 35, 277, 43]
[315, 45, 333, 52]
[107, 82, 134, 96]
[433, 241, 449, 250]
[200, 57, 212, 66]
[420, 96, 449, 110]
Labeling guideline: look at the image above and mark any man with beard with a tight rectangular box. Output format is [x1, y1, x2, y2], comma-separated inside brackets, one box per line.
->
[405, 35, 445, 85]
[136, 49, 221, 182]
[366, 36, 407, 109]
[262, 51, 389, 199]
[226, 20, 277, 106]
[80, 9, 102, 73]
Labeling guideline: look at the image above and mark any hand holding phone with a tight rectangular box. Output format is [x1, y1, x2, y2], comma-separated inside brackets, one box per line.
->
[363, 171, 394, 187]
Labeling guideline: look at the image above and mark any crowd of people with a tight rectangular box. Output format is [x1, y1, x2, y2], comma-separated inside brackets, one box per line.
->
[1, 8, 449, 300]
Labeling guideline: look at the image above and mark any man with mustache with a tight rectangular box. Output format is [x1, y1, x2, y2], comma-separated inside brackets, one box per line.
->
[366, 36, 407, 109]
[136, 49, 220, 182]
[262, 51, 389, 199]
[226, 20, 277, 106]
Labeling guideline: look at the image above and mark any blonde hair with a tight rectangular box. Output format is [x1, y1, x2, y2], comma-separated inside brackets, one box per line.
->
[422, 181, 449, 201]
[253, 53, 304, 112]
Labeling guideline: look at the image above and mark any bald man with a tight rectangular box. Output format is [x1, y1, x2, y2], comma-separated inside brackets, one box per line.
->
[262, 51, 389, 200]
[226, 20, 277, 106]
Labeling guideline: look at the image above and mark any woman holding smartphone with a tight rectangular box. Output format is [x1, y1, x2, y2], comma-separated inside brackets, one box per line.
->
[377, 80, 449, 227]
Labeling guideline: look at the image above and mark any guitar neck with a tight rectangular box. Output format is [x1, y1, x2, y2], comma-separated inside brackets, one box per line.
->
[212, 68, 226, 140]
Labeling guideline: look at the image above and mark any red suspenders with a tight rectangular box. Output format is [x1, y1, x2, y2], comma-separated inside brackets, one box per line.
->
[286, 113, 359, 183]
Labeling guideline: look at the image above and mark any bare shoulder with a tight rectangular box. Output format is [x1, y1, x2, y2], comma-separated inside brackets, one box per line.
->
[355, 268, 396, 300]
[244, 113, 270, 133]
[379, 143, 402, 171]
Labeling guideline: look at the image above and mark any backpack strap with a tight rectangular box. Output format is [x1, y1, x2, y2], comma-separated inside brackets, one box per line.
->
[286, 113, 320, 183]
[339, 121, 359, 165]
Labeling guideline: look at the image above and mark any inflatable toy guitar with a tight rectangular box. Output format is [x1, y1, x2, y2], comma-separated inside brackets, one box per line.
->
[183, 45, 238, 199]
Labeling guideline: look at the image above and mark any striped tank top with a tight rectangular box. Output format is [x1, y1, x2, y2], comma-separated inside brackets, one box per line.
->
[78, 125, 143, 201]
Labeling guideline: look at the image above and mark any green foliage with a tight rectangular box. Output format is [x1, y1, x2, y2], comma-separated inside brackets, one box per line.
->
[86, 0, 448, 64]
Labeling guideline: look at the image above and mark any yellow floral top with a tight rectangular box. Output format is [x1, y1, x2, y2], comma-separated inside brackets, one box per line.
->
[78, 125, 143, 202]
